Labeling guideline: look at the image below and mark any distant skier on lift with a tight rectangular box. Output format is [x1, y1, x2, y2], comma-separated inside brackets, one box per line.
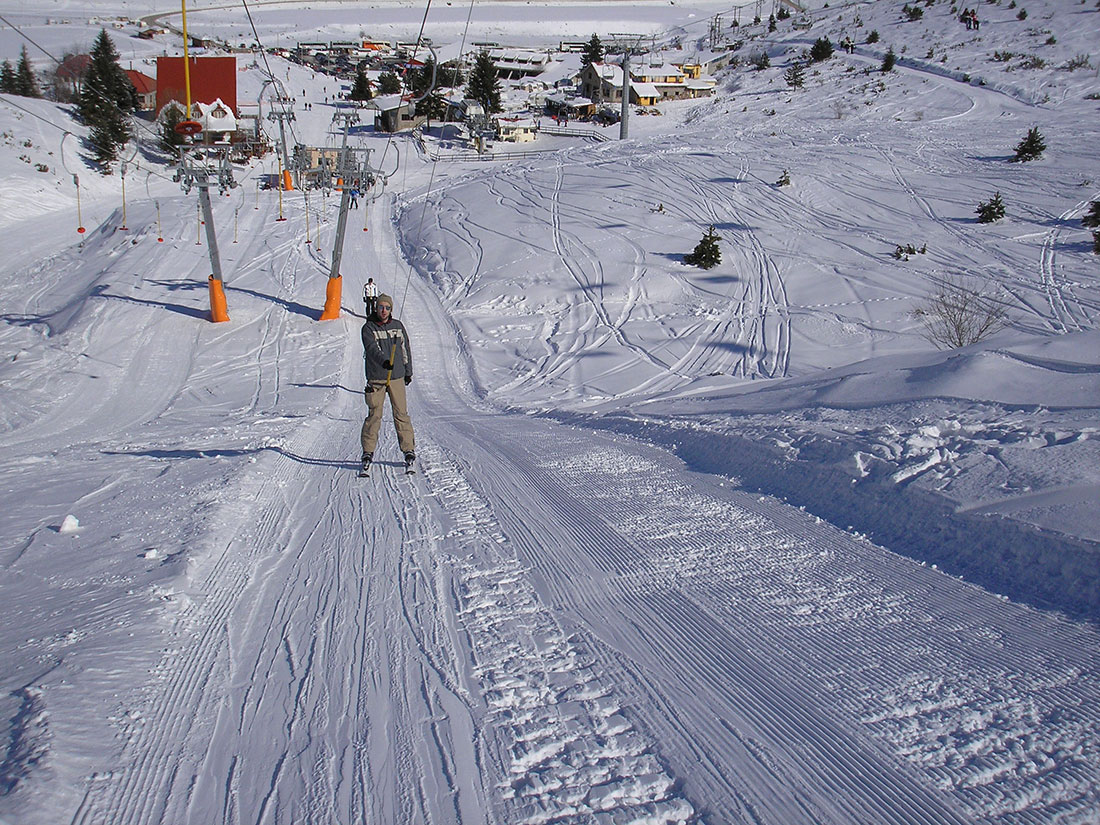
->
[359, 294, 416, 476]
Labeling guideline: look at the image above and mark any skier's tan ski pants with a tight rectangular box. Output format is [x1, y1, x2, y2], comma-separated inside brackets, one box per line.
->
[361, 380, 416, 456]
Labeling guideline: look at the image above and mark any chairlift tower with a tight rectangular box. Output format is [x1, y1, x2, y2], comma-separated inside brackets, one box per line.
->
[320, 110, 376, 319]
[610, 33, 646, 140]
[174, 146, 238, 322]
[267, 99, 297, 188]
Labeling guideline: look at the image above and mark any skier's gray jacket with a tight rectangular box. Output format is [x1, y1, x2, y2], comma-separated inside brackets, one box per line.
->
[361, 316, 412, 383]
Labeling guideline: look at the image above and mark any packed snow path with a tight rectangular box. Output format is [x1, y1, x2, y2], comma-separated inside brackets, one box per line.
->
[0, 187, 1082, 825]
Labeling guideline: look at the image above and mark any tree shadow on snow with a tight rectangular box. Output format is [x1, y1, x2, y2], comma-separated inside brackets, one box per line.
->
[694, 272, 741, 285]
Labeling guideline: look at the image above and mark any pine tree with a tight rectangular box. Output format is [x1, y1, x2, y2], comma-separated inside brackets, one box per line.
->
[437, 60, 464, 88]
[0, 60, 15, 94]
[785, 62, 805, 88]
[1092, 231, 1100, 255]
[378, 72, 401, 95]
[416, 92, 447, 126]
[685, 225, 722, 269]
[15, 46, 41, 97]
[882, 47, 897, 72]
[810, 37, 834, 62]
[159, 103, 187, 154]
[349, 69, 372, 101]
[1079, 201, 1100, 229]
[1013, 127, 1046, 161]
[467, 50, 502, 114]
[581, 34, 604, 68]
[976, 192, 1006, 223]
[79, 30, 135, 168]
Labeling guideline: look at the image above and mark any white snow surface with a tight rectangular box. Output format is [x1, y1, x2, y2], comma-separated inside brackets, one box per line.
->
[2, 1, 1100, 824]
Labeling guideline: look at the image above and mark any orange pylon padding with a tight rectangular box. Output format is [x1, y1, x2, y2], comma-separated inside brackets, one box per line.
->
[282, 169, 294, 190]
[319, 276, 342, 320]
[208, 276, 230, 323]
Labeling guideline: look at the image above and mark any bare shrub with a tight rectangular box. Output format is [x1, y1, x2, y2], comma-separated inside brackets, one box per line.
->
[911, 274, 1010, 349]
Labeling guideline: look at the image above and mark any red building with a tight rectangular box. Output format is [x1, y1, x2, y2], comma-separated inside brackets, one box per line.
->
[155, 56, 237, 117]
[124, 69, 157, 112]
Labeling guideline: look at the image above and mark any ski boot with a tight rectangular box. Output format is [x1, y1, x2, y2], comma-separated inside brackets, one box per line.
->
[404, 451, 416, 475]
[358, 452, 373, 478]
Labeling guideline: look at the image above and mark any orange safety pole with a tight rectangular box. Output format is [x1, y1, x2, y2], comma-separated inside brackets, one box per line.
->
[319, 276, 342, 320]
[208, 275, 230, 322]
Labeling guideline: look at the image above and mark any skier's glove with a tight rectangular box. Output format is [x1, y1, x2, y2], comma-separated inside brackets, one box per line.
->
[382, 360, 393, 370]
[404, 375, 412, 385]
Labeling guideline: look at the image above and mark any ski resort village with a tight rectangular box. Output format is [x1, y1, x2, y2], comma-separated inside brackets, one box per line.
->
[1, 0, 1100, 822]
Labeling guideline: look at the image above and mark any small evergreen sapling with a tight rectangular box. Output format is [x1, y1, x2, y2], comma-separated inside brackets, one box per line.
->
[776, 169, 791, 186]
[685, 225, 722, 269]
[976, 192, 1006, 223]
[1081, 201, 1100, 229]
[810, 37, 834, 62]
[0, 60, 15, 94]
[882, 48, 897, 72]
[1013, 127, 1046, 161]
[785, 62, 806, 88]
[15, 46, 41, 98]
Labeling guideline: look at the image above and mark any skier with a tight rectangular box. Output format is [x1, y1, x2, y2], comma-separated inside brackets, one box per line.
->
[363, 277, 379, 315]
[359, 294, 416, 476]
[350, 186, 360, 209]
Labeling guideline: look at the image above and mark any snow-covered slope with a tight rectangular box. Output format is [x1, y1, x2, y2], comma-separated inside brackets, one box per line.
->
[1, 1, 1099, 824]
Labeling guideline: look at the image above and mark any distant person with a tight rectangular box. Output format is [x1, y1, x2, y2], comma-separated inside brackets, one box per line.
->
[350, 186, 360, 208]
[359, 294, 416, 476]
[363, 277, 378, 314]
